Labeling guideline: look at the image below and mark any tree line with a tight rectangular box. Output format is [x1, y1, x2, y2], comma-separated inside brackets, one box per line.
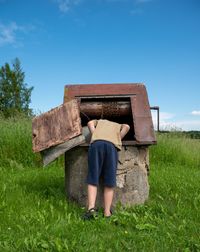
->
[0, 58, 33, 118]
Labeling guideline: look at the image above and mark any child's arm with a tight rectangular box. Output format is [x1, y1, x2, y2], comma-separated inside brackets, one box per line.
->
[87, 120, 97, 134]
[120, 124, 130, 139]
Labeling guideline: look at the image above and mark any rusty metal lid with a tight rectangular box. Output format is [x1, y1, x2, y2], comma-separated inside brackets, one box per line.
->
[32, 99, 82, 153]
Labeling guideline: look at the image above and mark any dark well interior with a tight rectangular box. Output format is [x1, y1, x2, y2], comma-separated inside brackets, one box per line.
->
[79, 96, 135, 141]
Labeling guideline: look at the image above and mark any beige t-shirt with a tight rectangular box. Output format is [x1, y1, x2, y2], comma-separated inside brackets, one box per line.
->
[90, 119, 122, 150]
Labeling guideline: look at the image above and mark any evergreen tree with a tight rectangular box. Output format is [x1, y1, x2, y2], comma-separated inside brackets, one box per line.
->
[0, 58, 33, 117]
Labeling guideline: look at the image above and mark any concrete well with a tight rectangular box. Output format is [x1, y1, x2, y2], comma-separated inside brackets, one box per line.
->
[65, 145, 149, 207]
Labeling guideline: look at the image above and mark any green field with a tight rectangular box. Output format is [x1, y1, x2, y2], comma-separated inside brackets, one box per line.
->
[0, 116, 200, 252]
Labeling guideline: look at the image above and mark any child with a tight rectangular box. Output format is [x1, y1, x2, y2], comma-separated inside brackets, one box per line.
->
[84, 119, 130, 219]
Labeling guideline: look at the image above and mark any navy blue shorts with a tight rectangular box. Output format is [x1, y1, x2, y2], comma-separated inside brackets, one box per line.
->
[86, 140, 118, 187]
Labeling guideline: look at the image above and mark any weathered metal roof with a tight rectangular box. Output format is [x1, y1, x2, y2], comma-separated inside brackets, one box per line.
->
[64, 83, 156, 145]
[32, 99, 82, 153]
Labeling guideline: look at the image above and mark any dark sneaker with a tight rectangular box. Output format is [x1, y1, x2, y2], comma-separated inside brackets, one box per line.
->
[83, 208, 98, 221]
[103, 210, 113, 218]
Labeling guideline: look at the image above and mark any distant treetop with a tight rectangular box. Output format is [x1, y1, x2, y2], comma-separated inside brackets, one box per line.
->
[0, 58, 34, 118]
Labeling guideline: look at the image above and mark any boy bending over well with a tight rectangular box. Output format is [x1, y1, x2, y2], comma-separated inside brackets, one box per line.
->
[84, 119, 130, 220]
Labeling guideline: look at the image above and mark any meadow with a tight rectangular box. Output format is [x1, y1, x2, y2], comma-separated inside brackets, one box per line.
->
[0, 116, 200, 252]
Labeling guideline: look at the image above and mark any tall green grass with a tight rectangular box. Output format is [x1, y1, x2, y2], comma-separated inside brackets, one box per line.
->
[0, 117, 200, 251]
[151, 132, 200, 168]
[0, 115, 40, 169]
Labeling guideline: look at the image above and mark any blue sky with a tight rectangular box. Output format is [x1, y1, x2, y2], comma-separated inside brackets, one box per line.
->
[0, 0, 200, 130]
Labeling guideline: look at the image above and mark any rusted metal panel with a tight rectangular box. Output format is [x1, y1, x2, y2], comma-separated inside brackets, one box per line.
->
[131, 95, 156, 143]
[64, 83, 145, 102]
[32, 99, 82, 153]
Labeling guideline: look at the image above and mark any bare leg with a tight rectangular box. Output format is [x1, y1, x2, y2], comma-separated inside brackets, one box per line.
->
[87, 184, 97, 210]
[104, 187, 114, 216]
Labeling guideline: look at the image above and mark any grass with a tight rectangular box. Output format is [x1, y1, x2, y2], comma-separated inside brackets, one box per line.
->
[0, 117, 200, 251]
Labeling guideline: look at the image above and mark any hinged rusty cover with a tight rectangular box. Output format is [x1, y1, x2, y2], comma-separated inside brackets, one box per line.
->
[32, 99, 82, 153]
[64, 83, 156, 145]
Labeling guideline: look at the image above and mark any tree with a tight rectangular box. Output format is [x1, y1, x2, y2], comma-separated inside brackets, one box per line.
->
[0, 58, 34, 117]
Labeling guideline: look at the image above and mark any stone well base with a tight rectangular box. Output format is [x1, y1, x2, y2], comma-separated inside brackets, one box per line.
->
[65, 146, 149, 207]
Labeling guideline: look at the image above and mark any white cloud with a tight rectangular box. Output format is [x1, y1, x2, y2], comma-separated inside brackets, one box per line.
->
[151, 110, 200, 131]
[0, 22, 34, 47]
[191, 110, 200, 116]
[0, 22, 19, 46]
[151, 111, 175, 128]
[172, 120, 200, 131]
[160, 112, 175, 120]
[52, 0, 152, 12]
[53, 0, 81, 13]
[52, 0, 153, 13]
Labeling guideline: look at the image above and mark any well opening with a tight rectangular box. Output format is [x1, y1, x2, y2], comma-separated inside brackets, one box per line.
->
[79, 96, 135, 141]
